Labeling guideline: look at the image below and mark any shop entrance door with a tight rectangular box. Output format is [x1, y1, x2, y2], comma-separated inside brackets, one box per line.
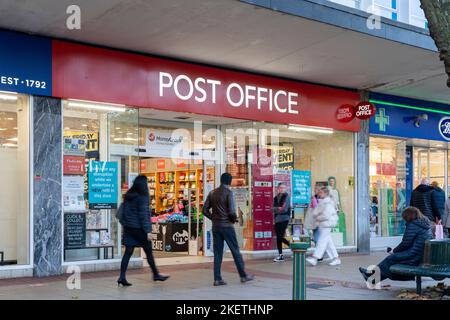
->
[369, 138, 407, 239]
[187, 160, 216, 256]
[413, 147, 447, 190]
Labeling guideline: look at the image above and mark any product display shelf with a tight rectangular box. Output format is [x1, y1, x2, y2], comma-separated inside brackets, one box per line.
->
[157, 170, 176, 213]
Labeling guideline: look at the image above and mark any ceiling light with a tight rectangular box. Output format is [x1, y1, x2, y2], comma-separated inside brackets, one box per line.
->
[288, 125, 333, 134]
[81, 124, 88, 127]
[0, 128, 7, 131]
[67, 100, 126, 113]
[114, 137, 138, 142]
[2, 143, 17, 147]
[7, 137, 18, 142]
[6, 118, 14, 121]
[0, 91, 18, 101]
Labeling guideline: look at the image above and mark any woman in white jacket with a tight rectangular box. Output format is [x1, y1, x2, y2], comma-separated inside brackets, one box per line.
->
[306, 187, 341, 266]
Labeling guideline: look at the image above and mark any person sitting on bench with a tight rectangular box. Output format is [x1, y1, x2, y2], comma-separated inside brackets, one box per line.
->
[359, 207, 432, 283]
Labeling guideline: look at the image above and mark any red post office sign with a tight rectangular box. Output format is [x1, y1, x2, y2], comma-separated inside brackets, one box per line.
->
[52, 41, 361, 132]
[336, 104, 356, 123]
[355, 101, 376, 120]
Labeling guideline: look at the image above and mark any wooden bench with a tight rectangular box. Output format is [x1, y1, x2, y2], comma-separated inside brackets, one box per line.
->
[390, 239, 450, 294]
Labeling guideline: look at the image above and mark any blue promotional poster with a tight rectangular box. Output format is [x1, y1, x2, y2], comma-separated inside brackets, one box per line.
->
[0, 30, 52, 96]
[291, 170, 311, 207]
[88, 161, 119, 209]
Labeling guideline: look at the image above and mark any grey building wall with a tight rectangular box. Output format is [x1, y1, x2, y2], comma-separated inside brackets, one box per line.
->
[33, 96, 63, 277]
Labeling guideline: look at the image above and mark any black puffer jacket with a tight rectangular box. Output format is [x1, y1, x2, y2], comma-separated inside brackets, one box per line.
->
[391, 218, 432, 265]
[410, 184, 434, 221]
[121, 192, 151, 233]
[431, 186, 445, 221]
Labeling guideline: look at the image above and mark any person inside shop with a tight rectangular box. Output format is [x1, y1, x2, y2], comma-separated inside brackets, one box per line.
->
[306, 187, 341, 267]
[410, 178, 441, 236]
[117, 175, 170, 287]
[444, 195, 450, 238]
[431, 181, 445, 231]
[359, 206, 432, 284]
[202, 172, 255, 286]
[370, 196, 378, 225]
[273, 182, 291, 262]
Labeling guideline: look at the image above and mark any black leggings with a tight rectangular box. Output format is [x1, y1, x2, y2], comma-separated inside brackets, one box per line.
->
[275, 221, 290, 255]
[120, 243, 159, 279]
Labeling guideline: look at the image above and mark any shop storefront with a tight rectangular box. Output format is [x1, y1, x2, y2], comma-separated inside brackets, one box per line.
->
[369, 93, 450, 248]
[0, 29, 363, 277]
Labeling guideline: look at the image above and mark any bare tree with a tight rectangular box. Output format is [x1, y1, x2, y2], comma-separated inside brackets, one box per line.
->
[420, 0, 450, 87]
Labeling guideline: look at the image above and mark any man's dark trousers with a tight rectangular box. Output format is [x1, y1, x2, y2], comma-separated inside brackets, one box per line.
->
[213, 226, 246, 281]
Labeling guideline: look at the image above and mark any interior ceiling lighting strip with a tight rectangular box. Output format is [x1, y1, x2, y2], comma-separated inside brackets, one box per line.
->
[370, 99, 450, 116]
[0, 91, 18, 100]
[288, 125, 333, 134]
[67, 100, 126, 112]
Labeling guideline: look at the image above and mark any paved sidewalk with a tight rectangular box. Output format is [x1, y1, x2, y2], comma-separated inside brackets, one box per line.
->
[0, 252, 447, 300]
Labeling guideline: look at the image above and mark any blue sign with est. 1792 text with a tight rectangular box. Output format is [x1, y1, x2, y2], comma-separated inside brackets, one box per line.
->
[0, 30, 52, 96]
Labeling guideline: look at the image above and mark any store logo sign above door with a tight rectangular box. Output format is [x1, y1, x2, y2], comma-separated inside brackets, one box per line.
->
[159, 72, 300, 115]
[438, 117, 450, 141]
[336, 101, 376, 122]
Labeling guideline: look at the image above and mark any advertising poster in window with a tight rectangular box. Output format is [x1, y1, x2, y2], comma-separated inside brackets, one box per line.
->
[291, 170, 311, 207]
[63, 155, 85, 175]
[64, 131, 100, 197]
[251, 147, 273, 251]
[64, 212, 86, 249]
[88, 161, 119, 209]
[270, 145, 294, 170]
[63, 175, 85, 212]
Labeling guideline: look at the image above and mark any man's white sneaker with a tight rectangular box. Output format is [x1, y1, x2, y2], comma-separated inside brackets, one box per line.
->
[306, 257, 318, 266]
[273, 255, 285, 262]
[329, 258, 341, 266]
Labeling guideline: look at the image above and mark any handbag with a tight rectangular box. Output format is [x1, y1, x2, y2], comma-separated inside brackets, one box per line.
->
[304, 207, 316, 230]
[435, 221, 444, 240]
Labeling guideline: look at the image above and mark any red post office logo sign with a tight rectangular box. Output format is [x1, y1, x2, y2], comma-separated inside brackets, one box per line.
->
[354, 102, 376, 120]
[336, 104, 356, 123]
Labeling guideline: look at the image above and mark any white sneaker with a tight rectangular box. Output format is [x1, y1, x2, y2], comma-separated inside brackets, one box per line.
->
[273, 255, 285, 262]
[329, 258, 341, 266]
[306, 257, 318, 266]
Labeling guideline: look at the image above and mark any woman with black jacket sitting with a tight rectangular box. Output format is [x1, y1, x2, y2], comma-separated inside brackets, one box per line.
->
[359, 207, 432, 283]
[118, 175, 169, 287]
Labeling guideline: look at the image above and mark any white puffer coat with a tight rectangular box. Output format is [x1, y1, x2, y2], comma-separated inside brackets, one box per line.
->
[313, 196, 338, 228]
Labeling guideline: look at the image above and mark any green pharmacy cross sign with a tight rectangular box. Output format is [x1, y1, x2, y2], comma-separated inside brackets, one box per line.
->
[375, 108, 390, 132]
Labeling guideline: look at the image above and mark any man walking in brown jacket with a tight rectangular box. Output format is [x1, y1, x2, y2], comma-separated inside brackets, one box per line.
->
[203, 173, 254, 286]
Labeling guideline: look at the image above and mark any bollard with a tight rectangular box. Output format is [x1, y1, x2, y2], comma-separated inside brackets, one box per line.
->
[291, 240, 310, 300]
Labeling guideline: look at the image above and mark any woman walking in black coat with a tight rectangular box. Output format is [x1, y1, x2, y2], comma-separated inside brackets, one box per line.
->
[118, 175, 169, 286]
[359, 206, 432, 283]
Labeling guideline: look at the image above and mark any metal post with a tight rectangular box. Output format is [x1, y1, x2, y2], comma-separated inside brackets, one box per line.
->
[291, 241, 310, 300]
